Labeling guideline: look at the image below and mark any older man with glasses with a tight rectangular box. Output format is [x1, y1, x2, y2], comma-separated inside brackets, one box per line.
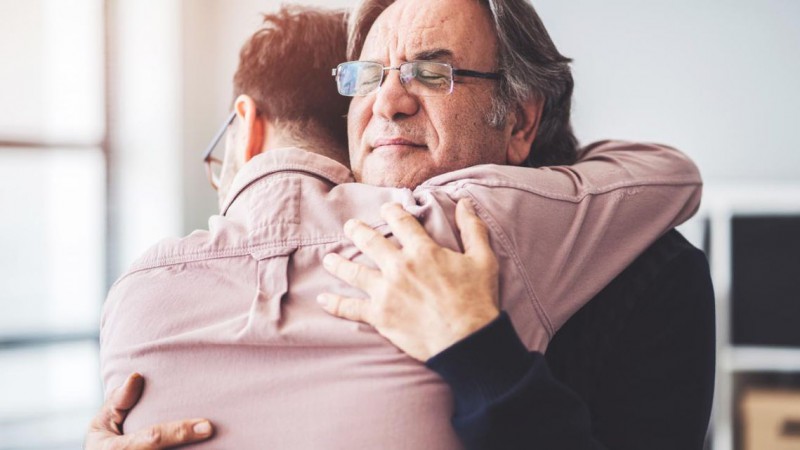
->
[87, 1, 714, 449]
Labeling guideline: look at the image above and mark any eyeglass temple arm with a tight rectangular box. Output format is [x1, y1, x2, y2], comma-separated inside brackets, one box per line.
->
[202, 111, 237, 161]
[453, 69, 501, 80]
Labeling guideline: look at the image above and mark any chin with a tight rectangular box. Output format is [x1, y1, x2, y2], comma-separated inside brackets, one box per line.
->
[362, 174, 415, 189]
[356, 163, 398, 188]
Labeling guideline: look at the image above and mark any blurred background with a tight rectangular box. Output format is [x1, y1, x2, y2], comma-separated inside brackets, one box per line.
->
[0, 0, 797, 448]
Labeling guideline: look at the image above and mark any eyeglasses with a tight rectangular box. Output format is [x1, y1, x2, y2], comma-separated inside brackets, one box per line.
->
[202, 111, 236, 191]
[332, 61, 501, 97]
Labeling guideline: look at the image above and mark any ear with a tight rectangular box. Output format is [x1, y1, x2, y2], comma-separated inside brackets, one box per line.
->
[506, 97, 543, 165]
[233, 94, 267, 162]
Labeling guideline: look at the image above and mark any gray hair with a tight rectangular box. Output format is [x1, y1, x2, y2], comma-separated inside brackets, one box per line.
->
[347, 0, 578, 167]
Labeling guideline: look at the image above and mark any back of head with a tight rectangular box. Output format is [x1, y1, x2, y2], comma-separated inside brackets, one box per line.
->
[348, 0, 578, 167]
[234, 6, 350, 153]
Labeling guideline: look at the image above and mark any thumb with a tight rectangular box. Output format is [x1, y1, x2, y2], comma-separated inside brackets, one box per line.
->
[112, 372, 145, 411]
[456, 198, 493, 260]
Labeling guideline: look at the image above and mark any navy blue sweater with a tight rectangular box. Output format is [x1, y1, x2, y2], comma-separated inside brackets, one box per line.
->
[427, 230, 716, 450]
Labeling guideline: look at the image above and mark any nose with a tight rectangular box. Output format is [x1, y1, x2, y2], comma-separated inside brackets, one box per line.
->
[372, 68, 420, 121]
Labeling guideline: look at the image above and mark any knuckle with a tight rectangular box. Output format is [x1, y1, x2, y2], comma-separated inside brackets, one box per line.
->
[395, 213, 414, 224]
[341, 261, 356, 281]
[146, 427, 163, 445]
[352, 263, 365, 281]
[342, 300, 359, 320]
[381, 202, 404, 216]
[354, 224, 376, 245]
[473, 219, 489, 234]
[363, 229, 383, 248]
[90, 409, 107, 429]
[416, 242, 439, 259]
[96, 406, 122, 435]
[396, 213, 421, 230]
[174, 424, 189, 441]
[328, 297, 342, 316]
[389, 257, 413, 276]
[372, 303, 389, 327]
[109, 408, 124, 426]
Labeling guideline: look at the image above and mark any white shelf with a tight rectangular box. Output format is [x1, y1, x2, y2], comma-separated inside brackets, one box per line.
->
[723, 346, 800, 373]
[703, 185, 800, 450]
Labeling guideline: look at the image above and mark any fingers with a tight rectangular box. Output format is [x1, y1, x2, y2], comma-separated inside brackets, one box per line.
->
[380, 203, 435, 250]
[323, 253, 381, 291]
[91, 373, 145, 435]
[122, 418, 213, 449]
[455, 199, 494, 263]
[317, 293, 374, 325]
[112, 372, 145, 411]
[343, 218, 400, 263]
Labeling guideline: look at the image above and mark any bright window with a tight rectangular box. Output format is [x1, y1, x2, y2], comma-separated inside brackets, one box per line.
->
[0, 0, 106, 448]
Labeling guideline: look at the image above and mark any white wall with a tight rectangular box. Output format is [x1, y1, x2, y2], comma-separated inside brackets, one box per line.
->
[534, 0, 800, 183]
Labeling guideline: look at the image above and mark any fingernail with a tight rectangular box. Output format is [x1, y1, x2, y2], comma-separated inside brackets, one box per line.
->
[462, 198, 476, 213]
[193, 420, 212, 435]
[317, 294, 330, 307]
[114, 373, 141, 400]
[322, 253, 335, 269]
[344, 219, 358, 235]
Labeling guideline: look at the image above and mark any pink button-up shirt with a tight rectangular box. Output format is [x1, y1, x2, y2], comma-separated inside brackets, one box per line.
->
[101, 141, 701, 449]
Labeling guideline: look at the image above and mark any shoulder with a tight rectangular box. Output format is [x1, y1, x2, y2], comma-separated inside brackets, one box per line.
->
[547, 229, 714, 383]
[101, 230, 258, 346]
[546, 230, 715, 450]
[589, 230, 710, 308]
[119, 215, 254, 277]
[546, 231, 712, 360]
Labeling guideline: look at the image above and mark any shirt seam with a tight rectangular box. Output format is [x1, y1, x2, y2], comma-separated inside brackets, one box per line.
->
[420, 176, 700, 203]
[463, 191, 555, 339]
[124, 235, 341, 275]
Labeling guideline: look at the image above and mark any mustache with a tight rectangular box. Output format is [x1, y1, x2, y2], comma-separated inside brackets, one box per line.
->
[366, 122, 426, 143]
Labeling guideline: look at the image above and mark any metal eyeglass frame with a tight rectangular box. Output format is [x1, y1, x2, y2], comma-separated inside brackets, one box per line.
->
[202, 111, 236, 191]
[332, 60, 501, 97]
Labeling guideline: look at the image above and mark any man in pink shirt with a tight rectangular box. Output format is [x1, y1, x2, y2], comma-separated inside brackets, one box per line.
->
[88, 3, 710, 449]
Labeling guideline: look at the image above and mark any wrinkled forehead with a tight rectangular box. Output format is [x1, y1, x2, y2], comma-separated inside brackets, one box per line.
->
[359, 0, 497, 69]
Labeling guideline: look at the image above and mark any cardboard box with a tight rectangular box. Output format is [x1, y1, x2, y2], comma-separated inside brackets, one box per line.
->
[741, 388, 800, 450]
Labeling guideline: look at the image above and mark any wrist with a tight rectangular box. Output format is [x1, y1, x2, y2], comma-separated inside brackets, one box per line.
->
[426, 312, 534, 413]
[429, 308, 501, 359]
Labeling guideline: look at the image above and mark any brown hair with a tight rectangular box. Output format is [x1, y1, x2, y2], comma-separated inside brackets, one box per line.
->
[234, 6, 350, 148]
[347, 0, 578, 167]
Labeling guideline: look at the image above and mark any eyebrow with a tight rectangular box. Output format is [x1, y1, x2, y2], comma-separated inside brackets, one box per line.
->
[412, 48, 454, 62]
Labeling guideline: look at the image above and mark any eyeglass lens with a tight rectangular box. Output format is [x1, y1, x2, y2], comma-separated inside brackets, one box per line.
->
[336, 61, 454, 97]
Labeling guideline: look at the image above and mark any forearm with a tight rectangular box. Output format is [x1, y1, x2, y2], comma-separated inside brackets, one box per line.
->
[426, 236, 715, 450]
[415, 141, 703, 348]
[426, 313, 606, 450]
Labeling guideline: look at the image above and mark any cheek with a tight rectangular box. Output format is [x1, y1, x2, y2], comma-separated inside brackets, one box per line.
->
[431, 110, 481, 163]
[432, 95, 478, 140]
[347, 98, 371, 160]
[456, 95, 507, 164]
[436, 112, 506, 167]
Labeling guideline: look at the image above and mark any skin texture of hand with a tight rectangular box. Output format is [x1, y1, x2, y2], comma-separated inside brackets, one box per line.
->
[85, 373, 213, 449]
[319, 199, 501, 361]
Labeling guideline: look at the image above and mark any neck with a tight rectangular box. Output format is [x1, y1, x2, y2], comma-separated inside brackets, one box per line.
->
[267, 121, 349, 167]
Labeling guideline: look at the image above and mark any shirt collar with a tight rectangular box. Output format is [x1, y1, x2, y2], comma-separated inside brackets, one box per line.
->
[219, 147, 354, 216]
